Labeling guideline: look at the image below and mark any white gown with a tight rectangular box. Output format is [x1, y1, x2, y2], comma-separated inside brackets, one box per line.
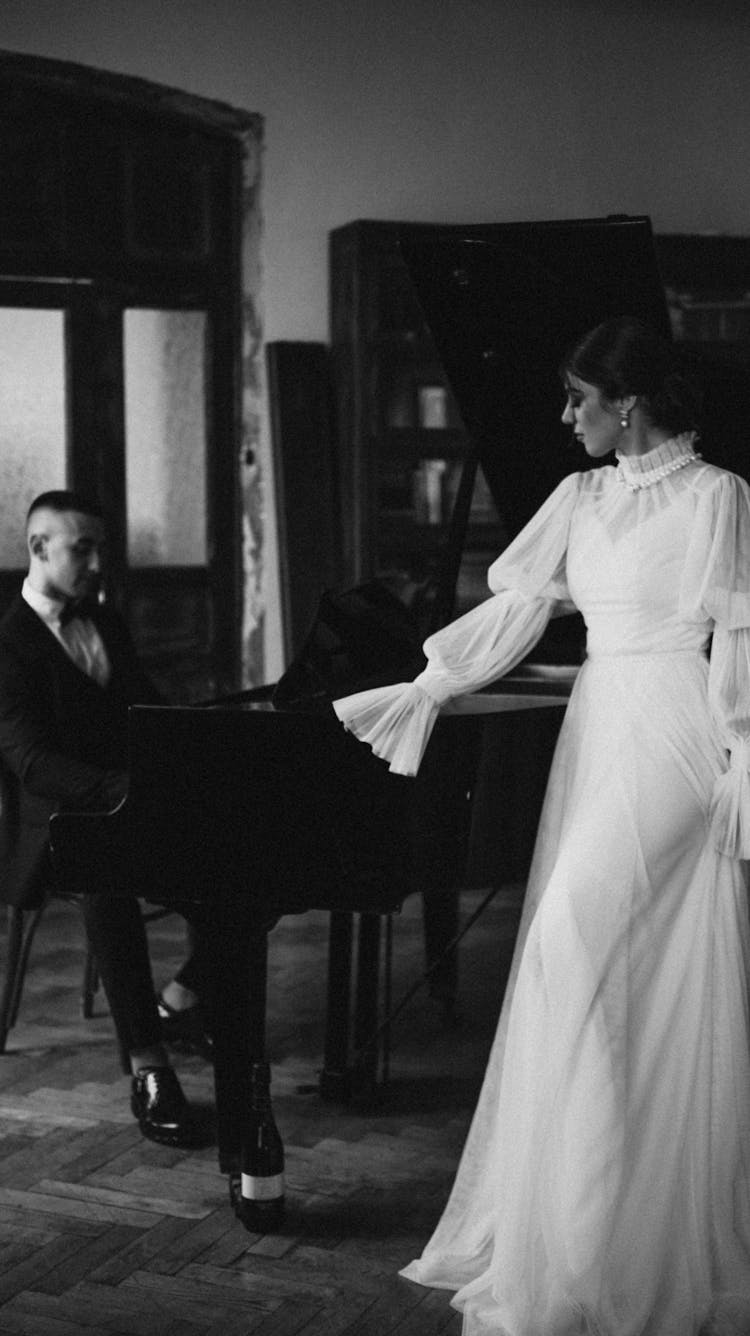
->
[333, 437, 750, 1336]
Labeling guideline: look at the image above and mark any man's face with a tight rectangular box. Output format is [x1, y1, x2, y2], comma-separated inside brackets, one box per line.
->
[28, 508, 106, 603]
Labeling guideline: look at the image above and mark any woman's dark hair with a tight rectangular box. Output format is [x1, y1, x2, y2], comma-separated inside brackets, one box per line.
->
[560, 317, 702, 435]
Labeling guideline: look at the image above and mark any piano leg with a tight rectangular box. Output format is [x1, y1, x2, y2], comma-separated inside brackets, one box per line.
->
[318, 721, 482, 1103]
[352, 913, 381, 1101]
[203, 897, 269, 1173]
[414, 716, 480, 1013]
[320, 911, 354, 1101]
[320, 910, 384, 1105]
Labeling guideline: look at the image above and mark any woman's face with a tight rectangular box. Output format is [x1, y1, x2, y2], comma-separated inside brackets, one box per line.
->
[561, 375, 621, 458]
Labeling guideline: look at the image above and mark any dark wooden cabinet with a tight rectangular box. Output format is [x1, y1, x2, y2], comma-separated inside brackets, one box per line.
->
[330, 223, 750, 658]
[329, 221, 505, 634]
[656, 234, 750, 481]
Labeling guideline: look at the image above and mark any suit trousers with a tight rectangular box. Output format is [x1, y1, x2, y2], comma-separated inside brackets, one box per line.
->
[80, 893, 163, 1055]
[80, 894, 211, 1057]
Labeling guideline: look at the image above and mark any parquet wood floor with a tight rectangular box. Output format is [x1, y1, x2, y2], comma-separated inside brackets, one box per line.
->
[0, 887, 521, 1335]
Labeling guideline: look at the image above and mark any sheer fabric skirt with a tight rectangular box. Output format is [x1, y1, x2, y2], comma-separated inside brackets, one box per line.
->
[401, 652, 750, 1335]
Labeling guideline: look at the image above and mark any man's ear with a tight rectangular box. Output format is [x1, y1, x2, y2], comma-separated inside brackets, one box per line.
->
[29, 534, 46, 560]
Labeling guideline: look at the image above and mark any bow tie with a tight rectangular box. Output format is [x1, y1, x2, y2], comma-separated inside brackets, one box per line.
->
[59, 597, 96, 627]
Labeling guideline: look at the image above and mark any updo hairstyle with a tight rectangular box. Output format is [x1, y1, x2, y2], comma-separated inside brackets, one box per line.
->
[561, 317, 702, 436]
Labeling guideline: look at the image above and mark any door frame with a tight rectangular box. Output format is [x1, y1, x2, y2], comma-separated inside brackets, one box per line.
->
[0, 52, 266, 693]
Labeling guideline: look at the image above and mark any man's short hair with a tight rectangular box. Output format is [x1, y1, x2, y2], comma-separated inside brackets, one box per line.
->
[26, 490, 104, 527]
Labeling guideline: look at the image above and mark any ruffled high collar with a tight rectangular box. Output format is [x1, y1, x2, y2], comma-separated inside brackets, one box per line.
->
[615, 433, 700, 491]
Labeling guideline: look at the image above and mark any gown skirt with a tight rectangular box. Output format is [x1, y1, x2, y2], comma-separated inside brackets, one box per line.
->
[401, 647, 750, 1335]
[336, 455, 750, 1334]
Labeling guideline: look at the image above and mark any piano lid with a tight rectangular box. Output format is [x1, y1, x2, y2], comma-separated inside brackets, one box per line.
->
[398, 215, 670, 528]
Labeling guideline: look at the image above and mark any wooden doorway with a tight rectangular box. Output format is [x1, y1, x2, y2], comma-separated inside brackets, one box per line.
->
[0, 54, 264, 699]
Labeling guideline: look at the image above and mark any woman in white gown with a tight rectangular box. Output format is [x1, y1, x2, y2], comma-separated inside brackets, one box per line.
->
[333, 318, 750, 1335]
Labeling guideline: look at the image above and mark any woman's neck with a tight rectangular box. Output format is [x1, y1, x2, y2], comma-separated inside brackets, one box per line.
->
[616, 423, 672, 458]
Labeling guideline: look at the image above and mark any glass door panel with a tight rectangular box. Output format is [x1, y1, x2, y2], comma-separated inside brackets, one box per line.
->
[123, 309, 208, 567]
[0, 307, 67, 567]
[123, 307, 214, 700]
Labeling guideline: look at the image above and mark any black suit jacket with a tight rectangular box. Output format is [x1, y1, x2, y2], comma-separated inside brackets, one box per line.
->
[0, 594, 162, 907]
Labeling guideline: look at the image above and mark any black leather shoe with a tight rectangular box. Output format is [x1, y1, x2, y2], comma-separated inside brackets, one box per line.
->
[130, 1066, 198, 1147]
[157, 994, 213, 1059]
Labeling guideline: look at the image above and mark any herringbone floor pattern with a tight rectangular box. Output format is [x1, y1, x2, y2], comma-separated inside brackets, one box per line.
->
[0, 888, 521, 1335]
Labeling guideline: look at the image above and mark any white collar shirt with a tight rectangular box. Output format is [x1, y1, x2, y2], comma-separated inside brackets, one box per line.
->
[22, 578, 111, 688]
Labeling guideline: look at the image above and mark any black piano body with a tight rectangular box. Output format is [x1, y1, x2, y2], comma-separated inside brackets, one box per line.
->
[49, 214, 672, 1178]
[50, 701, 413, 1170]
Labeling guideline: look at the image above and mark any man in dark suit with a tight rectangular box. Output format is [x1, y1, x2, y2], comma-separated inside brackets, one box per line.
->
[0, 490, 207, 1146]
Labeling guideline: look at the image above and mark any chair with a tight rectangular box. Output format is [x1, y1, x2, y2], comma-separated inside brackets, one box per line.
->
[0, 759, 169, 1067]
[0, 893, 97, 1052]
[1, 893, 173, 1069]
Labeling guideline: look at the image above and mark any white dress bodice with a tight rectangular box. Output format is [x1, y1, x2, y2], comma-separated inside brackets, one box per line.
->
[567, 464, 712, 658]
[334, 439, 750, 857]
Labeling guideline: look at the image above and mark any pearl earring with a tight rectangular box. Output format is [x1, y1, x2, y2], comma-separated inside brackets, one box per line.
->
[620, 411, 630, 429]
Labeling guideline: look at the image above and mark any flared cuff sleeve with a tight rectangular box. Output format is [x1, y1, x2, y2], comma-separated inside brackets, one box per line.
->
[708, 626, 750, 858]
[333, 474, 582, 775]
[333, 590, 554, 775]
[332, 681, 440, 777]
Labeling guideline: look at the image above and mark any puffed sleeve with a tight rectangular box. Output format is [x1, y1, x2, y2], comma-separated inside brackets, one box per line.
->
[708, 629, 750, 857]
[486, 470, 579, 603]
[333, 473, 580, 775]
[681, 470, 750, 629]
[683, 471, 750, 857]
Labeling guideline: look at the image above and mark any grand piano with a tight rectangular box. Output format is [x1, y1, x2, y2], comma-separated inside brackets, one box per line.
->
[49, 214, 671, 1189]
